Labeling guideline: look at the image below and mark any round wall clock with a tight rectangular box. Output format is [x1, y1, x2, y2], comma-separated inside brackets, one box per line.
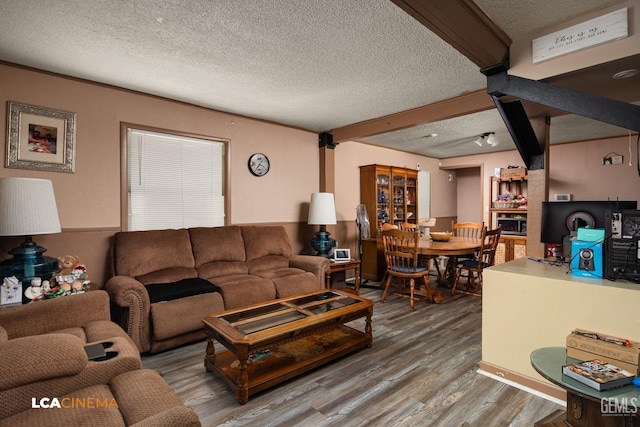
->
[248, 153, 270, 177]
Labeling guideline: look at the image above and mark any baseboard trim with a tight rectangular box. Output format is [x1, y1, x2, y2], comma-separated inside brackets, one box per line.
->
[478, 360, 567, 405]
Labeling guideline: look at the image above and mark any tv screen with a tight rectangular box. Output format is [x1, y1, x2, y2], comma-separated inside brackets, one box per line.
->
[541, 200, 637, 244]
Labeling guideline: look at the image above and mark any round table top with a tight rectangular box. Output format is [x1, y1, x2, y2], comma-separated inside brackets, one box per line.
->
[417, 236, 482, 256]
[531, 346, 640, 403]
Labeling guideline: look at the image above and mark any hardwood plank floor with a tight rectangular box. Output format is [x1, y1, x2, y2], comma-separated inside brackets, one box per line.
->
[142, 285, 564, 426]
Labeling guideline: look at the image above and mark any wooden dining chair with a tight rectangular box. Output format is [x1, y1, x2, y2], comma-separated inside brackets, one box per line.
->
[451, 226, 502, 297]
[451, 221, 484, 239]
[399, 222, 417, 231]
[380, 223, 399, 232]
[381, 229, 439, 310]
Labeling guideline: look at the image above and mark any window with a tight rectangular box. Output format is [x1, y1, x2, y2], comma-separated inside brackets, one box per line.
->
[125, 125, 227, 231]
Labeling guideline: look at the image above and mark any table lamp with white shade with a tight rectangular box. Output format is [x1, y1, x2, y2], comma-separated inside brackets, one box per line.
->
[0, 177, 61, 286]
[308, 192, 337, 257]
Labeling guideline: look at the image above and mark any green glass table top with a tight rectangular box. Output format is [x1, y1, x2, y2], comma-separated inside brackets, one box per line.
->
[531, 347, 640, 405]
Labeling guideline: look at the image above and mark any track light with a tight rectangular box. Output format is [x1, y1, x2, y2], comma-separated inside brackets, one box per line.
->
[474, 132, 497, 147]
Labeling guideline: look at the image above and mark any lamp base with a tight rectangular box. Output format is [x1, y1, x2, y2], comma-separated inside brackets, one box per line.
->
[310, 228, 336, 257]
[0, 236, 59, 304]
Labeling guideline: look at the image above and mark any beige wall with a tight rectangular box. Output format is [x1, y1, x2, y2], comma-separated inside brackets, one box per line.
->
[441, 135, 640, 228]
[0, 63, 321, 283]
[482, 258, 640, 400]
[454, 167, 482, 223]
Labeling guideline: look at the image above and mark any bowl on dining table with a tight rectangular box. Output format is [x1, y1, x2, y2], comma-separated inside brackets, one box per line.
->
[430, 232, 453, 242]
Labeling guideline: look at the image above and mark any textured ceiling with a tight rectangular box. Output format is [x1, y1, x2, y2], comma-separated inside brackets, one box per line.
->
[0, 0, 634, 158]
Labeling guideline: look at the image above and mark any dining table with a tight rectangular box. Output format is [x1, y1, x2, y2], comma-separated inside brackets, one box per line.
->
[416, 236, 483, 286]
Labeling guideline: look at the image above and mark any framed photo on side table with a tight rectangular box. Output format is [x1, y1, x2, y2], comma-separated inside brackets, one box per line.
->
[332, 248, 351, 262]
[6, 101, 76, 173]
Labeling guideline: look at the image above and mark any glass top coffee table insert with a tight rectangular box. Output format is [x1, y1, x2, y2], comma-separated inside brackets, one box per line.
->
[202, 290, 374, 404]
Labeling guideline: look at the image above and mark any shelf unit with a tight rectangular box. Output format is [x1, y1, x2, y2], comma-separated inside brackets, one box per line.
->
[489, 175, 528, 264]
[360, 164, 418, 237]
[359, 164, 419, 280]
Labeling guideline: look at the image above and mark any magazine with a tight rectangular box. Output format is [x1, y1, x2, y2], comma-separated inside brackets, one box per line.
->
[562, 359, 635, 391]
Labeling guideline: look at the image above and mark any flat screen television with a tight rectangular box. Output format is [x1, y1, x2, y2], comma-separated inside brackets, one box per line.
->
[541, 200, 638, 244]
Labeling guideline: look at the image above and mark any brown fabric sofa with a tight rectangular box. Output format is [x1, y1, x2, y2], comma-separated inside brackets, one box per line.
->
[0, 291, 200, 426]
[106, 225, 329, 353]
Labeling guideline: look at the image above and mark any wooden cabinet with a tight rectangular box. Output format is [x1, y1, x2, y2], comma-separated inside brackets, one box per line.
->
[359, 164, 419, 280]
[490, 175, 528, 264]
[495, 235, 527, 264]
[360, 164, 418, 237]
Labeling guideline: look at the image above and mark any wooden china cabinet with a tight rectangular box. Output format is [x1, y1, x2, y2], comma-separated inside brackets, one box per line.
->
[359, 164, 419, 281]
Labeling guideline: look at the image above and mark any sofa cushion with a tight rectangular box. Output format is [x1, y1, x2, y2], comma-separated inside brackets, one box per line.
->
[145, 278, 219, 304]
[256, 270, 323, 298]
[190, 226, 249, 279]
[0, 334, 87, 391]
[190, 226, 247, 263]
[113, 229, 197, 280]
[241, 226, 293, 274]
[212, 275, 276, 309]
[150, 293, 224, 340]
[110, 369, 200, 426]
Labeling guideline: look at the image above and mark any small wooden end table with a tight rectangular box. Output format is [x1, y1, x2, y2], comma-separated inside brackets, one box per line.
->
[325, 259, 361, 295]
[531, 347, 640, 426]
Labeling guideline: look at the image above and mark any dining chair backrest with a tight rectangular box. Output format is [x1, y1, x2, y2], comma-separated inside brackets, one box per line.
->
[381, 229, 420, 275]
[451, 226, 501, 297]
[380, 223, 399, 232]
[399, 222, 417, 231]
[477, 226, 502, 268]
[451, 221, 484, 239]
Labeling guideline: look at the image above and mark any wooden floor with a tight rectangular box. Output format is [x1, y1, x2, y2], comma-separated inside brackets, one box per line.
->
[142, 284, 564, 427]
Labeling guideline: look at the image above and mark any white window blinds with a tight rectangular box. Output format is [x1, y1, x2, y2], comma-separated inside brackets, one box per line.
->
[128, 129, 225, 231]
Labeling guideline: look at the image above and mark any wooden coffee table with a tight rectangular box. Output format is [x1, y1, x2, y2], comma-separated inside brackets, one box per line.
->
[202, 289, 374, 404]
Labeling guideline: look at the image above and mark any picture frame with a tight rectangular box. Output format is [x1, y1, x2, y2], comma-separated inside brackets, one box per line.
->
[332, 248, 351, 262]
[6, 101, 76, 173]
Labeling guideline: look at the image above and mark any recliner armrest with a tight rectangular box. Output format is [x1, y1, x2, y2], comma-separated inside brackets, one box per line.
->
[0, 334, 87, 390]
[104, 275, 151, 352]
[289, 255, 330, 284]
[0, 290, 112, 339]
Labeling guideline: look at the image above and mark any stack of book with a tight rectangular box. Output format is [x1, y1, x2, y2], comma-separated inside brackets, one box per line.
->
[566, 328, 640, 376]
[562, 359, 634, 391]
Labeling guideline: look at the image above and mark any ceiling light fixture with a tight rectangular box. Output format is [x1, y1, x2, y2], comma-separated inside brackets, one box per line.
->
[474, 132, 497, 147]
[613, 69, 640, 79]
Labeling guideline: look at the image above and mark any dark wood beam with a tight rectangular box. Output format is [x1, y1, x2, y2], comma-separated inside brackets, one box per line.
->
[330, 89, 494, 143]
[488, 72, 640, 133]
[390, 0, 511, 69]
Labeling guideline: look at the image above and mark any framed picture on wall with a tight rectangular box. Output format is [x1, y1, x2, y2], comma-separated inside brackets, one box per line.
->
[6, 101, 76, 173]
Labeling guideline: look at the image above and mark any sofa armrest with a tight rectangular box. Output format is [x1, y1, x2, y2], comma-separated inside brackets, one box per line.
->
[289, 255, 330, 285]
[0, 334, 87, 390]
[104, 275, 151, 353]
[0, 290, 111, 339]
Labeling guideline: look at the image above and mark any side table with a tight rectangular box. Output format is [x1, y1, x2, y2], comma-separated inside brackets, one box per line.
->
[531, 347, 640, 426]
[325, 259, 361, 295]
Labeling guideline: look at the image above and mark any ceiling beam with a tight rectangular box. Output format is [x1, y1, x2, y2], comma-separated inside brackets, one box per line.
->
[330, 89, 494, 143]
[488, 72, 640, 133]
[390, 0, 511, 69]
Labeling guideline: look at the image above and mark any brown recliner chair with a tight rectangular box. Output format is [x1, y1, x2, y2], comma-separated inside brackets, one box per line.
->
[0, 291, 200, 425]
